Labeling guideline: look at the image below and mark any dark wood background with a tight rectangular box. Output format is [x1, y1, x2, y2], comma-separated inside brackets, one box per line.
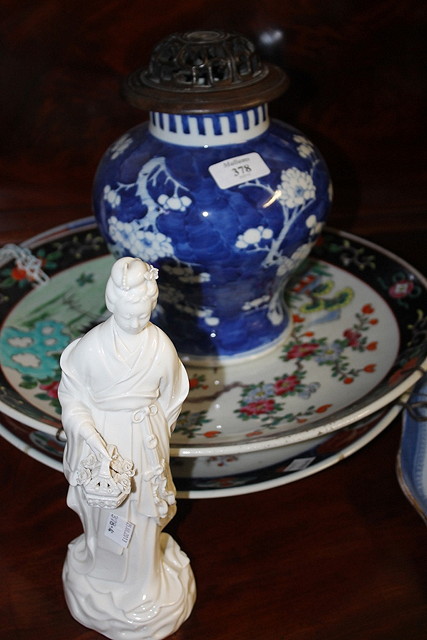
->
[1, 1, 426, 255]
[1, 2, 427, 639]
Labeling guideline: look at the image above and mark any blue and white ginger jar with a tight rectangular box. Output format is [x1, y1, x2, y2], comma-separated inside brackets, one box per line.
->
[93, 30, 332, 363]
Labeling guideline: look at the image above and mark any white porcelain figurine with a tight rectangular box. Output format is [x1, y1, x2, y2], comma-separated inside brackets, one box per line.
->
[58, 257, 196, 640]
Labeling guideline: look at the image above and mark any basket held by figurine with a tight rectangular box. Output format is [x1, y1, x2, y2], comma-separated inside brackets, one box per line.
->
[76, 444, 135, 509]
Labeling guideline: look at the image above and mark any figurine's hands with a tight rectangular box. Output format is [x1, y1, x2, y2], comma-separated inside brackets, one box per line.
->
[86, 430, 111, 461]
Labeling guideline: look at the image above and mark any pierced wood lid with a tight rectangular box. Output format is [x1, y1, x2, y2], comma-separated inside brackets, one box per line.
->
[124, 30, 288, 114]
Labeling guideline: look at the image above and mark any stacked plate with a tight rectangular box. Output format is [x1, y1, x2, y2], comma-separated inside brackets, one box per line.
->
[0, 218, 426, 498]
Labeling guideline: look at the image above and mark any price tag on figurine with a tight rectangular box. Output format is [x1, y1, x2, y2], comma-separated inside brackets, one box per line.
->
[208, 152, 270, 189]
[104, 512, 135, 548]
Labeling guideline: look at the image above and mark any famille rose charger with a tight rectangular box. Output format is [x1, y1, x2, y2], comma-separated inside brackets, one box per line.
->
[0, 217, 426, 457]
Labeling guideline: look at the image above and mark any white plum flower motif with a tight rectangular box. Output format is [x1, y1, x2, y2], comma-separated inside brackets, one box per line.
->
[157, 194, 192, 212]
[102, 157, 192, 266]
[276, 243, 312, 276]
[103, 185, 121, 208]
[293, 135, 309, 144]
[293, 135, 314, 158]
[306, 214, 316, 228]
[242, 294, 270, 311]
[108, 217, 174, 261]
[279, 168, 316, 209]
[293, 134, 314, 159]
[296, 143, 313, 158]
[306, 213, 323, 236]
[205, 315, 220, 327]
[110, 135, 132, 160]
[134, 231, 174, 262]
[275, 214, 322, 277]
[197, 272, 210, 283]
[305, 214, 324, 242]
[235, 226, 273, 249]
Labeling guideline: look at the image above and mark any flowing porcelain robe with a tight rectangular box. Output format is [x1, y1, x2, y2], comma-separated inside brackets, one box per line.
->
[58, 316, 194, 638]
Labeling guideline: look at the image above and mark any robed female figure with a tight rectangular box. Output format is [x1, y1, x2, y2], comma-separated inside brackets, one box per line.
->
[58, 257, 196, 640]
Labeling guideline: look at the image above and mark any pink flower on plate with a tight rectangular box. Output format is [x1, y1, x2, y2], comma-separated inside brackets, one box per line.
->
[273, 375, 299, 396]
[39, 380, 59, 398]
[286, 343, 319, 360]
[343, 328, 362, 347]
[388, 280, 414, 299]
[240, 399, 276, 416]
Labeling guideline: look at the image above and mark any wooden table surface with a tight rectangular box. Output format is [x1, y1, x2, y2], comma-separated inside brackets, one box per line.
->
[1, 2, 427, 638]
[0, 413, 427, 640]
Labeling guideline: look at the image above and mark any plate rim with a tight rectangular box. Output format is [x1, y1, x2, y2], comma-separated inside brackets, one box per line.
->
[0, 400, 402, 499]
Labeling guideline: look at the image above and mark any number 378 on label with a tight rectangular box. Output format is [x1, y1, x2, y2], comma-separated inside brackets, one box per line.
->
[208, 152, 271, 190]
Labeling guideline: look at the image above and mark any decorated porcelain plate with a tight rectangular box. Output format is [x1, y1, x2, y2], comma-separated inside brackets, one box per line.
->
[397, 375, 427, 522]
[0, 217, 426, 455]
[0, 402, 402, 498]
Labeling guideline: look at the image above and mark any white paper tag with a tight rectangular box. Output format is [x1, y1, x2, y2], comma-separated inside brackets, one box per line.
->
[208, 152, 270, 189]
[285, 457, 316, 472]
[104, 512, 135, 548]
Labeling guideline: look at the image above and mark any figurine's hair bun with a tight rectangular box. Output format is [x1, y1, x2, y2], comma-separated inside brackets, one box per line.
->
[105, 257, 159, 312]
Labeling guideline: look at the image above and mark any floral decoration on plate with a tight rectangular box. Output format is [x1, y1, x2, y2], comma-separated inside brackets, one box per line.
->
[0, 218, 426, 454]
